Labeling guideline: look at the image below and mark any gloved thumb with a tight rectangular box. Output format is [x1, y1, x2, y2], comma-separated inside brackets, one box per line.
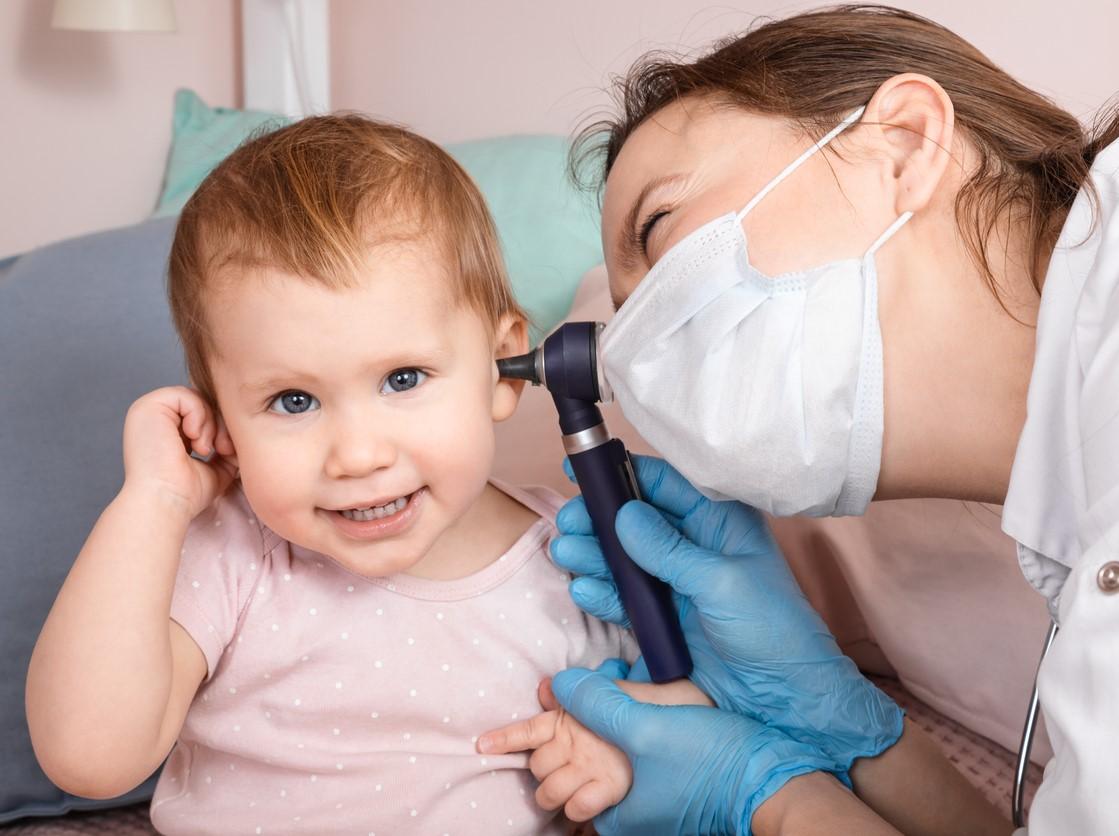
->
[615, 500, 714, 601]
[551, 667, 644, 755]
[569, 576, 631, 628]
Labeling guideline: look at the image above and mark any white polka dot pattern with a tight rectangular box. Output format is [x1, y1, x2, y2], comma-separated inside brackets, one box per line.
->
[152, 483, 635, 834]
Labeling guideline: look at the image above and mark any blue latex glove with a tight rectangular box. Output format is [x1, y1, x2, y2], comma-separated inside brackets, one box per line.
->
[552, 662, 840, 835]
[553, 456, 903, 772]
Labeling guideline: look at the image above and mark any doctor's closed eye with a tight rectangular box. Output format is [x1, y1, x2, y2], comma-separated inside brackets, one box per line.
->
[638, 209, 671, 256]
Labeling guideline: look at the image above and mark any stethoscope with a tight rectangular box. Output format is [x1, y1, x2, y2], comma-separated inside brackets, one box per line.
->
[1013, 620, 1059, 828]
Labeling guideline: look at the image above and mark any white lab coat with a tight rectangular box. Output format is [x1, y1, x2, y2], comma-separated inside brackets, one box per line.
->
[1002, 136, 1119, 834]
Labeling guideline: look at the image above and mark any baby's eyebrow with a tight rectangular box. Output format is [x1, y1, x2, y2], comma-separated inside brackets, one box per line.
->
[239, 347, 453, 395]
[240, 374, 321, 395]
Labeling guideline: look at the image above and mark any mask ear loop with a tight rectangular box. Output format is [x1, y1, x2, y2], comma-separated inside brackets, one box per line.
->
[864, 210, 915, 258]
[736, 106, 867, 223]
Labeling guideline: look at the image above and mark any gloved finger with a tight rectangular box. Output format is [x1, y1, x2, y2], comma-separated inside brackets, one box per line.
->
[629, 455, 707, 519]
[625, 655, 652, 684]
[565, 777, 626, 823]
[681, 497, 767, 556]
[594, 657, 631, 680]
[569, 577, 631, 628]
[556, 495, 594, 536]
[562, 457, 576, 483]
[551, 535, 613, 580]
[614, 500, 719, 602]
[551, 668, 641, 754]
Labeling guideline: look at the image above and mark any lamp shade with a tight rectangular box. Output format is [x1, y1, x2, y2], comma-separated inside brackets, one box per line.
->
[52, 0, 177, 32]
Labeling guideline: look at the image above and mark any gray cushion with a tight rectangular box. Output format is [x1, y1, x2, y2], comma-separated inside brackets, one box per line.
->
[0, 217, 184, 823]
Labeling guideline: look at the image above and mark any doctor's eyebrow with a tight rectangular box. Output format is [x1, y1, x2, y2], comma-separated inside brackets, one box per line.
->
[618, 174, 686, 270]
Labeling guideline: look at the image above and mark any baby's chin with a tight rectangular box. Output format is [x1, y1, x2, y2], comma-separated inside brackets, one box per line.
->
[328, 549, 429, 580]
[288, 525, 434, 579]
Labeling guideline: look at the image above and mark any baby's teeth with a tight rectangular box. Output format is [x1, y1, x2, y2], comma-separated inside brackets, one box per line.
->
[341, 493, 410, 521]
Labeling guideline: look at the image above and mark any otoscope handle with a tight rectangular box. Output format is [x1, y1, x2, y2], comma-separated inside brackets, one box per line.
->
[567, 438, 693, 683]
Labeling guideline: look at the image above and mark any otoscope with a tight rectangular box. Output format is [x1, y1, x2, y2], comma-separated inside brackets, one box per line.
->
[497, 321, 692, 683]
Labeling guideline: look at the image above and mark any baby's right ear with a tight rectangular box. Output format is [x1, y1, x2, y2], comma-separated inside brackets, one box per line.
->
[214, 414, 238, 466]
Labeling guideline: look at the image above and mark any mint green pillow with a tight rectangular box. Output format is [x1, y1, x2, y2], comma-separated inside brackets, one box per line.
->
[154, 91, 601, 342]
[154, 90, 290, 219]
[445, 135, 602, 341]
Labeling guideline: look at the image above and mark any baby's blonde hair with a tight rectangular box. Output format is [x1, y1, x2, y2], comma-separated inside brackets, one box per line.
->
[168, 113, 524, 411]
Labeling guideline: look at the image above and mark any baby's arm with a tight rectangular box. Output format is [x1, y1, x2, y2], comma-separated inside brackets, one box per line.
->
[478, 674, 712, 823]
[26, 386, 236, 798]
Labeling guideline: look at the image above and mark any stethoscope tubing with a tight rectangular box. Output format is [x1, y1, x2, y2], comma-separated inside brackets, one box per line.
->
[1013, 620, 1059, 828]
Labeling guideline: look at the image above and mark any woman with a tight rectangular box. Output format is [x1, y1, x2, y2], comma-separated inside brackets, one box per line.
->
[483, 5, 1119, 834]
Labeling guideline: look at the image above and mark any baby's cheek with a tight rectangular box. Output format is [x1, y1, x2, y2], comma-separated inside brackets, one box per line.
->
[418, 398, 495, 474]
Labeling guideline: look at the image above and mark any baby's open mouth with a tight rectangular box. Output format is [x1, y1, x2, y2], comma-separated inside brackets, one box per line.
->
[337, 491, 416, 522]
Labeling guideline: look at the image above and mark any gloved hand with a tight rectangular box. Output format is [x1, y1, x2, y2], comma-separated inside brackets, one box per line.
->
[553, 455, 903, 772]
[550, 662, 840, 836]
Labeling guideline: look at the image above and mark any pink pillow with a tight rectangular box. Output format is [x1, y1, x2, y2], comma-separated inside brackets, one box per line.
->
[494, 266, 1052, 764]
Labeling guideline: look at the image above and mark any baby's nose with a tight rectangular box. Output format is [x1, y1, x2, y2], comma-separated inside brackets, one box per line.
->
[324, 418, 397, 479]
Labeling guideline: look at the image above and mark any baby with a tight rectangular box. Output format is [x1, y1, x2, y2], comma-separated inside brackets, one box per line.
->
[26, 115, 706, 835]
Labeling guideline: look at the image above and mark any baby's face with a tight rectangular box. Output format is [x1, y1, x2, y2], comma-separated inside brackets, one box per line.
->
[205, 240, 524, 579]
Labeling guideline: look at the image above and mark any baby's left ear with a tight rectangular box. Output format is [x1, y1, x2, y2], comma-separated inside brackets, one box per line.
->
[492, 314, 530, 422]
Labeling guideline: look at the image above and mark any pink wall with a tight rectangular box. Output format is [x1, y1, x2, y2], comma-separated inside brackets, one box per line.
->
[0, 0, 239, 257]
[4, 0, 1117, 257]
[331, 0, 1119, 144]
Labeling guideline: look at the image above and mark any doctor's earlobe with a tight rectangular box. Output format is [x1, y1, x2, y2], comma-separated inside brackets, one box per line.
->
[864, 73, 956, 215]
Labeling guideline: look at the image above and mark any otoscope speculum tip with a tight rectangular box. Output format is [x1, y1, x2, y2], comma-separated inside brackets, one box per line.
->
[496, 351, 541, 385]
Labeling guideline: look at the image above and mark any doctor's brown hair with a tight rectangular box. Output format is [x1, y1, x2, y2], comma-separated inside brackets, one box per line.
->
[574, 4, 1119, 301]
[168, 114, 523, 413]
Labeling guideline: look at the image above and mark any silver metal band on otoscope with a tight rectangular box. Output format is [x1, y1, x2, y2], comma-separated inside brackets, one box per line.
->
[535, 349, 547, 389]
[562, 424, 611, 455]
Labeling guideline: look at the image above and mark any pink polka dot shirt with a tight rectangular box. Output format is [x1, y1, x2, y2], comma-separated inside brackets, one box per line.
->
[150, 482, 636, 835]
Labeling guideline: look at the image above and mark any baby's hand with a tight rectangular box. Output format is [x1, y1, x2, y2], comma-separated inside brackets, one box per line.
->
[122, 386, 238, 519]
[477, 664, 713, 823]
[478, 681, 631, 823]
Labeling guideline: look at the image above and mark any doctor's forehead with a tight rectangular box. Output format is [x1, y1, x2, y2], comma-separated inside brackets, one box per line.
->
[601, 99, 774, 259]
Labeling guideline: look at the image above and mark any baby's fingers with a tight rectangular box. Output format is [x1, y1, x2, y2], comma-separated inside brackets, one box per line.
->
[477, 710, 558, 755]
[528, 739, 570, 781]
[564, 777, 626, 823]
[535, 765, 589, 813]
[538, 677, 558, 712]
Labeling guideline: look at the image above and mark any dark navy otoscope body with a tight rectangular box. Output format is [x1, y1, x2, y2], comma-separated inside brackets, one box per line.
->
[497, 321, 692, 683]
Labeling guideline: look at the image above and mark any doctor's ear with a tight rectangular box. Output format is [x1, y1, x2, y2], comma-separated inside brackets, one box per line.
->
[863, 73, 955, 215]
[491, 313, 529, 422]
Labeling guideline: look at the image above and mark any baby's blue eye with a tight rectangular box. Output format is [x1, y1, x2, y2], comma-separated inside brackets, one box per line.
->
[269, 391, 320, 415]
[381, 368, 427, 394]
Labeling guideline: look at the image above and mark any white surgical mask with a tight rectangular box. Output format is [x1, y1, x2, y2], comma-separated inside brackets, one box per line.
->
[600, 106, 912, 517]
